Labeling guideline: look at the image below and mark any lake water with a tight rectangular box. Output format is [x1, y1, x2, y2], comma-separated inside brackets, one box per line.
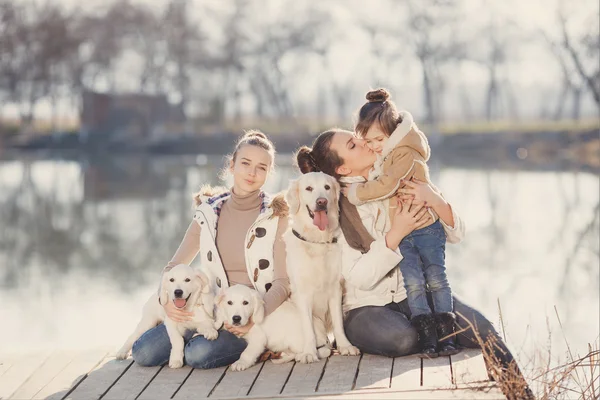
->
[0, 152, 598, 380]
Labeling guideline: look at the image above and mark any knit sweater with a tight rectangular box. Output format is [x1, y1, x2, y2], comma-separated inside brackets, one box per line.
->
[166, 189, 290, 316]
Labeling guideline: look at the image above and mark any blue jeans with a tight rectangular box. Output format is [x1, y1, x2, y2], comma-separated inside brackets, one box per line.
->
[398, 220, 452, 316]
[131, 324, 247, 368]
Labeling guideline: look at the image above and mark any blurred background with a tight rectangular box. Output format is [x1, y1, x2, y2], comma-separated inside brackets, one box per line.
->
[0, 0, 598, 393]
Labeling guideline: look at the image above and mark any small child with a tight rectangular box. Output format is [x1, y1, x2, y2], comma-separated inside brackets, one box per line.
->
[345, 88, 459, 358]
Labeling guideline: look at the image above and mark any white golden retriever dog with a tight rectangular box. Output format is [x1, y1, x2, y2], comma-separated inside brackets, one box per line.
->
[116, 263, 219, 368]
[284, 172, 360, 363]
[215, 284, 331, 371]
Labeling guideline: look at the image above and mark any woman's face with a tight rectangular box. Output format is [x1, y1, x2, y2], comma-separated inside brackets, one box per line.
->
[330, 131, 377, 178]
[230, 145, 272, 195]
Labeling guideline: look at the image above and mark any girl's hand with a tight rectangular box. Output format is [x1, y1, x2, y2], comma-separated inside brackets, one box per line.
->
[163, 300, 194, 323]
[224, 318, 254, 337]
[397, 178, 444, 207]
[385, 197, 432, 250]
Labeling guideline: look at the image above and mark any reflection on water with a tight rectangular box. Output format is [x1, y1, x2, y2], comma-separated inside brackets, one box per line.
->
[0, 154, 598, 368]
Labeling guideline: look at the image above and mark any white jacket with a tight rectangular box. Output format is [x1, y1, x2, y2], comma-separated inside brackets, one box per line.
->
[192, 188, 288, 297]
[339, 177, 465, 312]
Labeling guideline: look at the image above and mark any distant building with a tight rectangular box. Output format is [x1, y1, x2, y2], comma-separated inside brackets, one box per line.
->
[80, 91, 186, 143]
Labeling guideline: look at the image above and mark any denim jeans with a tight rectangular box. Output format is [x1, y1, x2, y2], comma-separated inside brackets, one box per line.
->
[131, 324, 247, 368]
[399, 220, 452, 316]
[344, 294, 516, 368]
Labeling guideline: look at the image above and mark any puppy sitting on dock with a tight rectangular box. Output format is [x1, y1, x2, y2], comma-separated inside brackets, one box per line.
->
[116, 263, 219, 368]
[215, 284, 331, 371]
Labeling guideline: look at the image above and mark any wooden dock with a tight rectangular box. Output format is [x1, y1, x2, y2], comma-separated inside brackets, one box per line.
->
[0, 349, 505, 399]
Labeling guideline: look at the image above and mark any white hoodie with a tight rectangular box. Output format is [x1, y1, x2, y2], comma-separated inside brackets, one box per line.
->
[339, 176, 465, 312]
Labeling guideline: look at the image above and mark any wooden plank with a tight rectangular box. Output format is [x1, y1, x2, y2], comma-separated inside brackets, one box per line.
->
[451, 349, 489, 386]
[281, 358, 326, 396]
[248, 361, 294, 397]
[317, 355, 361, 394]
[172, 366, 227, 400]
[137, 366, 192, 400]
[390, 355, 421, 391]
[354, 354, 393, 390]
[35, 349, 108, 400]
[0, 353, 50, 400]
[209, 362, 264, 398]
[10, 351, 76, 400]
[65, 358, 133, 400]
[421, 356, 453, 389]
[102, 363, 162, 400]
[309, 386, 506, 399]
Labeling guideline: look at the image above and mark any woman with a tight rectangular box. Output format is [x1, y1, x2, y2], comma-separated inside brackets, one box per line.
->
[296, 126, 533, 399]
[132, 131, 290, 369]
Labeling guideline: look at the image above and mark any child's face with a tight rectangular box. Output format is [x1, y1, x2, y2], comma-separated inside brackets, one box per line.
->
[363, 124, 388, 155]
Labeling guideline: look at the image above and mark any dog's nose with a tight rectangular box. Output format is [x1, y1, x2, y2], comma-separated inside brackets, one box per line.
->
[174, 289, 183, 298]
[232, 315, 242, 324]
[316, 197, 328, 208]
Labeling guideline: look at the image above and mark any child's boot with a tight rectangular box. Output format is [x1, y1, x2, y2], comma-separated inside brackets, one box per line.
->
[435, 312, 460, 356]
[411, 314, 439, 358]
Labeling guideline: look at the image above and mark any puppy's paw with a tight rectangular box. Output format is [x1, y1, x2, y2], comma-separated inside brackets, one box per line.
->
[296, 352, 319, 364]
[204, 328, 219, 341]
[230, 360, 253, 371]
[169, 357, 184, 368]
[338, 345, 360, 356]
[115, 349, 129, 360]
[317, 346, 332, 359]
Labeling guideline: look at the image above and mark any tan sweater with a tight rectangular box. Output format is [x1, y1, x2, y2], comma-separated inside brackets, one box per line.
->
[166, 189, 290, 316]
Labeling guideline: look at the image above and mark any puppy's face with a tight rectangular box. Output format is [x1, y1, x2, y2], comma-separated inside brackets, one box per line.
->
[160, 264, 207, 309]
[286, 172, 340, 232]
[215, 285, 264, 327]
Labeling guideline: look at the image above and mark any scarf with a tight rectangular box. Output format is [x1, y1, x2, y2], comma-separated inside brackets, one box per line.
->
[338, 176, 375, 253]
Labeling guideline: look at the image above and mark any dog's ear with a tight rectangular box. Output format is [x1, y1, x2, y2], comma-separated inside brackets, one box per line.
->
[214, 288, 226, 307]
[330, 178, 341, 200]
[251, 291, 265, 325]
[195, 270, 215, 317]
[213, 289, 227, 327]
[158, 273, 169, 306]
[195, 270, 211, 294]
[285, 178, 301, 215]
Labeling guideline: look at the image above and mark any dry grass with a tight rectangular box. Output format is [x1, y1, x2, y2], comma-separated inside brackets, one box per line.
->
[455, 310, 599, 400]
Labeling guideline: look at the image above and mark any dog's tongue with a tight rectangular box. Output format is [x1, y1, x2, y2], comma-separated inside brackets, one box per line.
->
[312, 210, 329, 231]
[173, 298, 187, 309]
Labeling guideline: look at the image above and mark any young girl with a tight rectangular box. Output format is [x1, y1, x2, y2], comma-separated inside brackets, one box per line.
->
[131, 130, 291, 369]
[344, 88, 459, 357]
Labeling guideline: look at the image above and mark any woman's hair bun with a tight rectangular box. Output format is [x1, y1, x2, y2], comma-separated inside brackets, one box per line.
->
[242, 130, 268, 140]
[365, 88, 390, 103]
[296, 146, 319, 174]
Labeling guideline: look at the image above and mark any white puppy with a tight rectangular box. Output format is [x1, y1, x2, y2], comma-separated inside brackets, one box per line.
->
[116, 264, 219, 368]
[284, 172, 360, 363]
[215, 285, 331, 371]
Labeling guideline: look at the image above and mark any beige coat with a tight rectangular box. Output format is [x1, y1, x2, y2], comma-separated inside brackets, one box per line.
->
[347, 111, 437, 224]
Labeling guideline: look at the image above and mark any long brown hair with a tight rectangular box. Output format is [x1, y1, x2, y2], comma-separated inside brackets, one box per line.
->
[295, 129, 351, 179]
[355, 88, 402, 138]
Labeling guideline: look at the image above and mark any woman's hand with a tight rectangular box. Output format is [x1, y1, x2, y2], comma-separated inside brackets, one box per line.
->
[163, 300, 194, 323]
[224, 318, 254, 337]
[385, 197, 432, 250]
[397, 178, 444, 207]
[398, 178, 455, 228]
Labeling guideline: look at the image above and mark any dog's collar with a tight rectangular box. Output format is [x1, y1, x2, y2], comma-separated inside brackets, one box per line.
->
[292, 229, 338, 244]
